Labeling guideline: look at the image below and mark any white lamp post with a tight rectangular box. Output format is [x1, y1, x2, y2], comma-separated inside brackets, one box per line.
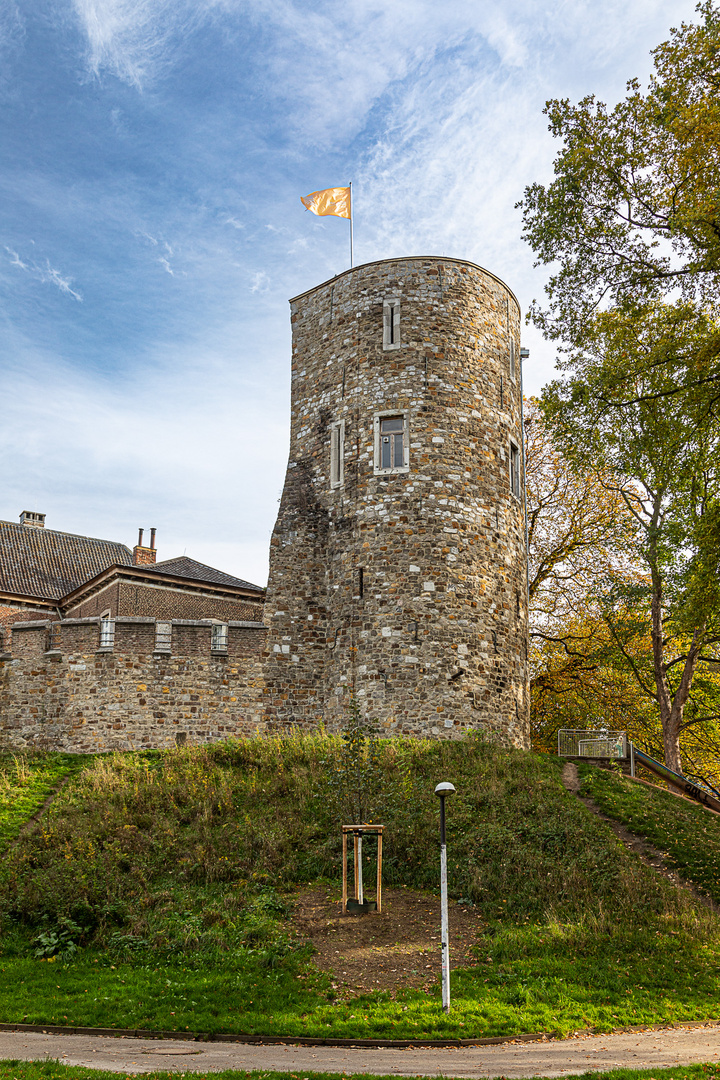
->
[434, 781, 456, 1013]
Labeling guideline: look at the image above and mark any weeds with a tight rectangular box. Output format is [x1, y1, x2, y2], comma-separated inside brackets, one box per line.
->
[0, 752, 81, 850]
[1, 738, 720, 1037]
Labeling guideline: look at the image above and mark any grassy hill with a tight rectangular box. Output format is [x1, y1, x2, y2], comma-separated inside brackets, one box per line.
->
[1, 736, 720, 1039]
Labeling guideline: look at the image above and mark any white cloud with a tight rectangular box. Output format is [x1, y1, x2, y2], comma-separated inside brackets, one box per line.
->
[71, 0, 203, 86]
[0, 2, 24, 68]
[250, 270, 269, 293]
[5, 247, 83, 301]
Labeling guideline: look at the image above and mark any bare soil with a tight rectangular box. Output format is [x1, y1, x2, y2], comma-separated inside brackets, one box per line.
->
[291, 885, 485, 998]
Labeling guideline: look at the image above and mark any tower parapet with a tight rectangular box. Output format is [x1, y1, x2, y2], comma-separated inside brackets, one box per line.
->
[263, 256, 529, 746]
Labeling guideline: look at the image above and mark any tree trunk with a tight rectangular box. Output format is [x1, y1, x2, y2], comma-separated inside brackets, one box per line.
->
[650, 556, 705, 774]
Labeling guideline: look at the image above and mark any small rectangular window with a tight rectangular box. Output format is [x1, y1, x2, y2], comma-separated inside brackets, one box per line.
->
[510, 338, 516, 381]
[383, 298, 401, 350]
[510, 442, 521, 498]
[211, 623, 229, 653]
[374, 412, 409, 474]
[99, 618, 115, 649]
[155, 621, 172, 652]
[330, 419, 345, 489]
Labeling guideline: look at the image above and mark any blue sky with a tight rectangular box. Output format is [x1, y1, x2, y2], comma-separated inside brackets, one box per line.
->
[0, 0, 698, 586]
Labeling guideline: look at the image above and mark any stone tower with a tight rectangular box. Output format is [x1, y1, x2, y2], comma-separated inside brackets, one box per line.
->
[263, 256, 529, 747]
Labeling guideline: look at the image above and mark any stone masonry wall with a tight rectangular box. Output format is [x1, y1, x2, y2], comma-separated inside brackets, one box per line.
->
[0, 618, 267, 752]
[263, 256, 530, 746]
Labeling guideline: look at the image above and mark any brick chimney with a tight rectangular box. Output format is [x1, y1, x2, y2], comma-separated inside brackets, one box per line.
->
[133, 527, 157, 565]
[20, 511, 46, 528]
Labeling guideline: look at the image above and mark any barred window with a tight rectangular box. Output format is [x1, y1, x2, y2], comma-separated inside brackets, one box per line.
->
[211, 623, 229, 652]
[99, 618, 115, 649]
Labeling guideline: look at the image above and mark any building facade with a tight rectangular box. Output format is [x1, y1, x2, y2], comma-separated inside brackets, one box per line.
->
[263, 256, 530, 747]
[0, 255, 530, 753]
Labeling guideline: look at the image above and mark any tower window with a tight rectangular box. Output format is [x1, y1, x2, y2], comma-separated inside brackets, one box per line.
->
[330, 420, 345, 489]
[510, 441, 521, 498]
[374, 412, 409, 474]
[383, 298, 401, 350]
[509, 337, 516, 381]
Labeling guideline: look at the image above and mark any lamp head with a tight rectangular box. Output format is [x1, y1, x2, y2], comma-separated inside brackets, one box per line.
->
[434, 782, 456, 798]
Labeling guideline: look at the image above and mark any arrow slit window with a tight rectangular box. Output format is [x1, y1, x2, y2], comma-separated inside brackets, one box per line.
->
[510, 441, 521, 498]
[383, 298, 401, 350]
[330, 420, 345, 489]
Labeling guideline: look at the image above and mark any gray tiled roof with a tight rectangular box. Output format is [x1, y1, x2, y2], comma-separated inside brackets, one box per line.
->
[0, 520, 132, 602]
[151, 556, 264, 593]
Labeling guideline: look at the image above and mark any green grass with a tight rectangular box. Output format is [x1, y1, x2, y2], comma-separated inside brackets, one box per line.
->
[0, 753, 81, 849]
[3, 1064, 720, 1080]
[1, 738, 720, 1039]
[579, 764, 720, 904]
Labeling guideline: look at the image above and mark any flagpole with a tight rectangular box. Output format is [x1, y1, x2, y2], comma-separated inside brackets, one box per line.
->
[349, 181, 354, 268]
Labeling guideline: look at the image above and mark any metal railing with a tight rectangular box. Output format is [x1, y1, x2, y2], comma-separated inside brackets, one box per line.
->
[558, 728, 627, 759]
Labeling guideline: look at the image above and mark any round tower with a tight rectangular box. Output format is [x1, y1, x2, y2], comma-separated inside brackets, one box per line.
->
[263, 256, 529, 747]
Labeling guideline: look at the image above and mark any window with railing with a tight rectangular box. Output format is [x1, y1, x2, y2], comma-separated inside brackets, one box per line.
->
[211, 623, 229, 653]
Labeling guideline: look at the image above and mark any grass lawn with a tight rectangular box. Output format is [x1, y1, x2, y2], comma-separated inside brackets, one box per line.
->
[2, 1064, 720, 1080]
[579, 764, 720, 904]
[0, 753, 81, 849]
[1, 739, 720, 1039]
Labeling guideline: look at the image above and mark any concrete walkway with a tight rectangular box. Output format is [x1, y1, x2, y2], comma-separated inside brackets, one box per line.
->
[2, 1024, 720, 1077]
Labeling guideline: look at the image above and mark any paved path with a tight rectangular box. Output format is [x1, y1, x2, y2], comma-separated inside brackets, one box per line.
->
[2, 1025, 720, 1077]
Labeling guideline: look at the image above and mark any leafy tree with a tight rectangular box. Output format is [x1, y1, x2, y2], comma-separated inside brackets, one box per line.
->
[519, 5, 720, 773]
[525, 397, 637, 630]
[538, 303, 720, 773]
[519, 1, 720, 368]
[322, 697, 382, 826]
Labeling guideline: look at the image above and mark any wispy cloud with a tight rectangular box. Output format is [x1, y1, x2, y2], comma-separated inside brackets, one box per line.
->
[0, 2, 24, 67]
[6, 247, 83, 301]
[71, 0, 204, 86]
[250, 270, 269, 293]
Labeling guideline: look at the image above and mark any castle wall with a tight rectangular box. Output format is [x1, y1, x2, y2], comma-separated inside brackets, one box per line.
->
[263, 256, 530, 746]
[0, 618, 266, 752]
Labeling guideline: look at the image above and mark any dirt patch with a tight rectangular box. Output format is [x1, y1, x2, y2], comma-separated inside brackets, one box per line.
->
[291, 886, 484, 998]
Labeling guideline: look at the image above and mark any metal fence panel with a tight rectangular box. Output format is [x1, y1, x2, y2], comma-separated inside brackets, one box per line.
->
[558, 728, 627, 758]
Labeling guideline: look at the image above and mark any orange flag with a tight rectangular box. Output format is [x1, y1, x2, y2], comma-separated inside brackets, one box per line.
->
[301, 186, 351, 219]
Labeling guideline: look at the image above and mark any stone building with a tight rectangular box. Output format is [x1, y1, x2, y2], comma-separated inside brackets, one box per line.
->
[0, 254, 530, 753]
[263, 256, 530, 748]
[0, 515, 264, 629]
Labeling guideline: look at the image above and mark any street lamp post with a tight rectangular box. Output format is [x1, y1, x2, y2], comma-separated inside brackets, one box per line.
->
[434, 781, 456, 1013]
